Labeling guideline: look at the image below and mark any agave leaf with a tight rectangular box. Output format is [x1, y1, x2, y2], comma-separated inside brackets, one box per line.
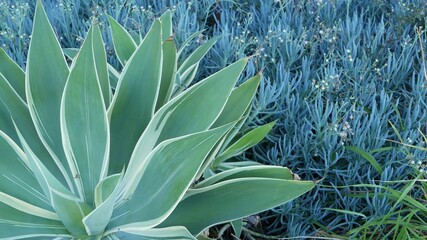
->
[0, 201, 70, 239]
[63, 48, 119, 89]
[113, 226, 195, 240]
[160, 11, 173, 41]
[213, 121, 276, 166]
[108, 19, 162, 174]
[94, 173, 123, 207]
[212, 74, 261, 128]
[0, 48, 25, 101]
[107, 15, 137, 66]
[122, 58, 248, 198]
[92, 25, 111, 106]
[177, 30, 205, 57]
[61, 26, 109, 204]
[195, 166, 295, 188]
[159, 178, 315, 235]
[62, 48, 79, 59]
[82, 173, 123, 236]
[230, 219, 243, 238]
[0, 131, 54, 212]
[173, 62, 199, 96]
[26, 0, 74, 190]
[110, 124, 232, 230]
[156, 39, 177, 111]
[178, 36, 220, 71]
[16, 125, 93, 238]
[50, 189, 93, 238]
[0, 72, 70, 187]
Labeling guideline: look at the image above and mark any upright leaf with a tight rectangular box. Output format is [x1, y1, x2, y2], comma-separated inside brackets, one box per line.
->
[93, 25, 111, 106]
[83, 173, 123, 236]
[122, 59, 248, 197]
[156, 39, 177, 110]
[0, 48, 25, 101]
[160, 178, 315, 235]
[107, 15, 137, 66]
[160, 11, 173, 41]
[61, 26, 109, 204]
[108, 20, 162, 174]
[212, 74, 261, 127]
[26, 0, 73, 190]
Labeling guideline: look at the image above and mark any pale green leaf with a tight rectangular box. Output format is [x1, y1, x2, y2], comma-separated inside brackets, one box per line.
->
[156, 39, 177, 111]
[0, 48, 25, 101]
[122, 58, 248, 198]
[61, 26, 109, 204]
[92, 25, 111, 106]
[178, 36, 219, 72]
[83, 173, 123, 236]
[51, 189, 92, 238]
[0, 201, 70, 239]
[113, 226, 195, 240]
[195, 166, 295, 188]
[110, 124, 232, 230]
[0, 131, 53, 212]
[172, 62, 199, 96]
[160, 11, 173, 41]
[107, 15, 137, 66]
[26, 0, 74, 191]
[94, 173, 122, 207]
[0, 72, 69, 187]
[213, 121, 276, 166]
[212, 74, 261, 128]
[231, 219, 243, 238]
[108, 19, 162, 174]
[63, 48, 119, 90]
[177, 30, 204, 57]
[159, 178, 315, 235]
[16, 124, 93, 238]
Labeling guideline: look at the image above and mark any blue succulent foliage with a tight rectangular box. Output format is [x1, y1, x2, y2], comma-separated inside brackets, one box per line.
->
[1, 0, 427, 238]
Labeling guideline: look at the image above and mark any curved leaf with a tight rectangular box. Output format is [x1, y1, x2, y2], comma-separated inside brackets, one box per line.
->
[0, 201, 70, 239]
[83, 173, 123, 236]
[26, 0, 73, 191]
[212, 74, 261, 128]
[107, 15, 137, 66]
[160, 11, 173, 41]
[108, 20, 162, 174]
[0, 48, 25, 101]
[159, 178, 315, 235]
[92, 25, 111, 106]
[195, 166, 295, 188]
[61, 26, 109, 204]
[0, 131, 53, 212]
[110, 124, 232, 230]
[156, 39, 177, 111]
[213, 121, 276, 166]
[122, 58, 248, 197]
[113, 226, 195, 240]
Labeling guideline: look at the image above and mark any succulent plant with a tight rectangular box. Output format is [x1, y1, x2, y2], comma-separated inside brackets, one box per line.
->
[0, 1, 315, 239]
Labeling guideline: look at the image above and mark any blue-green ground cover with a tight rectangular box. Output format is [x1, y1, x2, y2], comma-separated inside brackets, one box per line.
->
[1, 0, 427, 238]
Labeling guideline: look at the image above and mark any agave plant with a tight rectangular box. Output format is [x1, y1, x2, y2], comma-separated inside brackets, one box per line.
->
[0, 1, 315, 239]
